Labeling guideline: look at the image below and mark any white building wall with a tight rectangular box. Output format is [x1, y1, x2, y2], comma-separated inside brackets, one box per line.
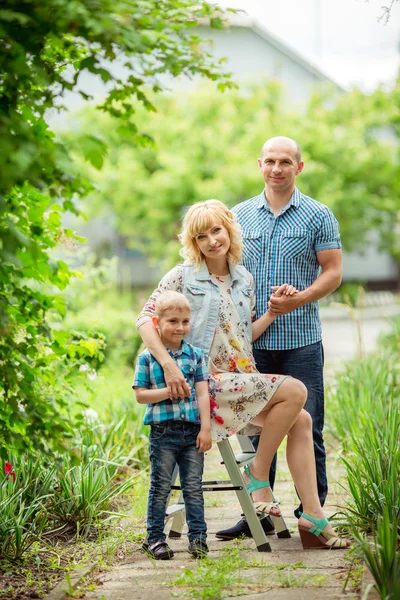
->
[196, 26, 324, 104]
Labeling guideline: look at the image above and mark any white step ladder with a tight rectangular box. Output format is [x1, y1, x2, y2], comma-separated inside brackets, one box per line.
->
[166, 434, 290, 552]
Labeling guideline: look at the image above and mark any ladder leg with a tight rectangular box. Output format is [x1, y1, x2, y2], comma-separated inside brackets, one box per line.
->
[268, 491, 291, 538]
[236, 435, 291, 539]
[168, 500, 186, 538]
[217, 440, 271, 552]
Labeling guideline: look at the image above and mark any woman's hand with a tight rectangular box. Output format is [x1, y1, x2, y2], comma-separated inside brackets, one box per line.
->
[268, 283, 300, 315]
[163, 360, 191, 399]
[271, 284, 298, 297]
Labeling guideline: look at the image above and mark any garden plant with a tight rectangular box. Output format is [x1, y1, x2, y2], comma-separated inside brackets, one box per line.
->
[327, 320, 400, 600]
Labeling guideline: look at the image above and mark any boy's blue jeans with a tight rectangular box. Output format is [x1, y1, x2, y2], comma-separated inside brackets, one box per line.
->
[147, 421, 207, 545]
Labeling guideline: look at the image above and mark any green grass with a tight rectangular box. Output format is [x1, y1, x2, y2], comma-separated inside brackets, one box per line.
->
[326, 320, 400, 600]
[170, 544, 326, 599]
[353, 507, 400, 600]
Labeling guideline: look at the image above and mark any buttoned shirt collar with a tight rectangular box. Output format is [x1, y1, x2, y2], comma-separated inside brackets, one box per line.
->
[167, 339, 191, 358]
[256, 187, 301, 214]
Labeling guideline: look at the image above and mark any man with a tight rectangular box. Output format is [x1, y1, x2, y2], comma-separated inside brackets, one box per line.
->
[216, 136, 342, 540]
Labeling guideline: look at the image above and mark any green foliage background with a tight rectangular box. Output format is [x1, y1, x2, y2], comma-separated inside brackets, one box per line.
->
[0, 0, 235, 457]
[63, 79, 400, 266]
[1, 0, 399, 461]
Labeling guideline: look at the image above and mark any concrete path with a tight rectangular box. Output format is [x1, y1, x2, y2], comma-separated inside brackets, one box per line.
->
[321, 302, 400, 367]
[83, 439, 354, 600]
[81, 305, 399, 600]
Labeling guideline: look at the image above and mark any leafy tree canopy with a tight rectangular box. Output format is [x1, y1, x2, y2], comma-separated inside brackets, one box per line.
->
[0, 0, 235, 456]
[64, 79, 400, 266]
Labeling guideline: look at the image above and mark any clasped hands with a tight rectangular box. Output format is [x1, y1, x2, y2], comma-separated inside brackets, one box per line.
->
[268, 283, 299, 315]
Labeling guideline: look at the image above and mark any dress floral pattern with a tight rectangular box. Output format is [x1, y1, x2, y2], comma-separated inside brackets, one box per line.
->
[137, 266, 287, 441]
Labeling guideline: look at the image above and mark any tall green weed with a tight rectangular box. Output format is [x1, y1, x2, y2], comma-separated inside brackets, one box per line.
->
[49, 456, 136, 538]
[355, 508, 400, 600]
[0, 458, 54, 560]
[327, 321, 400, 600]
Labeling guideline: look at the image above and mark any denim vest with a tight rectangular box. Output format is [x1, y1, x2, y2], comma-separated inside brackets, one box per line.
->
[181, 261, 253, 361]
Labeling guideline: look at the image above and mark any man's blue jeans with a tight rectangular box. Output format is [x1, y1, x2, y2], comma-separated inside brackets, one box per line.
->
[147, 421, 207, 544]
[252, 342, 327, 516]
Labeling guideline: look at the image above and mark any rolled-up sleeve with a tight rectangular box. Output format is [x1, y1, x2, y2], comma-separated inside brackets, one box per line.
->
[136, 265, 183, 330]
[132, 353, 150, 388]
[315, 208, 342, 252]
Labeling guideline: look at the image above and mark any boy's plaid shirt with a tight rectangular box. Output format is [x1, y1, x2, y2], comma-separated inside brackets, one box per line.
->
[232, 188, 341, 350]
[133, 340, 208, 425]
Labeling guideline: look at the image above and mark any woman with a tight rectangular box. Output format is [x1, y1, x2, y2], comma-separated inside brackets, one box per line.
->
[137, 199, 349, 549]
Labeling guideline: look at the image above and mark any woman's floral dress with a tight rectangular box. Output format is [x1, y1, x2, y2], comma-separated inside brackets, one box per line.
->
[137, 266, 287, 441]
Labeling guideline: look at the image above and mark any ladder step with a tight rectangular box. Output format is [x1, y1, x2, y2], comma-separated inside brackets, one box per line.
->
[165, 503, 185, 517]
[220, 452, 255, 465]
[171, 484, 243, 492]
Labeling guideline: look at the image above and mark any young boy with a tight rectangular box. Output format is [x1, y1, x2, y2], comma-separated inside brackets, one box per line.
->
[133, 291, 212, 560]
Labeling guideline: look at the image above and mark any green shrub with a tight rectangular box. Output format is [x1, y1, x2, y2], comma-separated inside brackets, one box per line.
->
[353, 507, 400, 600]
[0, 458, 54, 561]
[0, 409, 148, 561]
[327, 323, 400, 598]
[336, 283, 366, 307]
[379, 318, 400, 355]
[49, 456, 136, 538]
[340, 395, 399, 532]
[60, 256, 144, 367]
[74, 404, 148, 470]
[327, 354, 399, 452]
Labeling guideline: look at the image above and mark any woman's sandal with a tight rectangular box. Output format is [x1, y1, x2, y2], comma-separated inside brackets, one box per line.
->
[298, 512, 350, 549]
[243, 464, 280, 516]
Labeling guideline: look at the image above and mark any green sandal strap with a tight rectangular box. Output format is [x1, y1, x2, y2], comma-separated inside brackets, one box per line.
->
[299, 511, 329, 536]
[243, 464, 271, 495]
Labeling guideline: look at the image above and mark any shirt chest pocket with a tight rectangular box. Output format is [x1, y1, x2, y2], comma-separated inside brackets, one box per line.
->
[180, 361, 196, 382]
[185, 284, 206, 311]
[242, 230, 263, 264]
[280, 229, 309, 260]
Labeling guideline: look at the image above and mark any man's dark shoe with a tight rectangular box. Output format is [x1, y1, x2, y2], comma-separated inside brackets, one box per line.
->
[188, 538, 209, 559]
[215, 516, 275, 540]
[144, 540, 174, 560]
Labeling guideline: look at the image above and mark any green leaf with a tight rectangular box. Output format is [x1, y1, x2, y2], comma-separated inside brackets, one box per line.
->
[80, 135, 108, 170]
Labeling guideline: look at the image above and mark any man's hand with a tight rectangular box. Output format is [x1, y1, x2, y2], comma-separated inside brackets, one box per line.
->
[196, 428, 212, 453]
[268, 284, 301, 315]
[163, 361, 191, 399]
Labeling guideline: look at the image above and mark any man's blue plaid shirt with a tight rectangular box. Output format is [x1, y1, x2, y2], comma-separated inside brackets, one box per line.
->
[232, 188, 341, 351]
[133, 340, 208, 425]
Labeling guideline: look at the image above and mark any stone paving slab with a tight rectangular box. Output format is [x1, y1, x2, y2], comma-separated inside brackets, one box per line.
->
[85, 590, 355, 600]
[237, 589, 356, 600]
[86, 590, 175, 600]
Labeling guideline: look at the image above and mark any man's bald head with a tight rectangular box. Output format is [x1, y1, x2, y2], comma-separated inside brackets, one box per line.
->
[260, 136, 302, 163]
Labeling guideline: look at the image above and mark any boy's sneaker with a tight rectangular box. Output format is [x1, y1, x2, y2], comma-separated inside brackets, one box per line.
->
[188, 539, 209, 559]
[145, 540, 174, 560]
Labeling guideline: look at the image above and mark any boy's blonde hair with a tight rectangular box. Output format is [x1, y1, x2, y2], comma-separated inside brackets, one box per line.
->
[155, 291, 191, 317]
[179, 199, 243, 267]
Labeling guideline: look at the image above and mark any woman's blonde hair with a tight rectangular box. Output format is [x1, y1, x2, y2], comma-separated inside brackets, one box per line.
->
[179, 200, 243, 266]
